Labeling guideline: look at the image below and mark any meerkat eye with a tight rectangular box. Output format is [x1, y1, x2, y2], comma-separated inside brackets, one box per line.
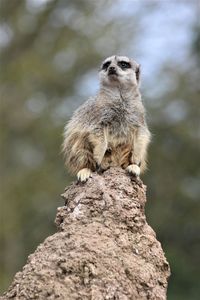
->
[118, 61, 131, 70]
[102, 61, 111, 71]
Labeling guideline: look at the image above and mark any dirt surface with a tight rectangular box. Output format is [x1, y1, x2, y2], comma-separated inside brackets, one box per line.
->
[1, 167, 170, 300]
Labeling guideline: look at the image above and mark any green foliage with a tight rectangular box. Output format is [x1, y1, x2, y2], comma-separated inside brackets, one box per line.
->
[0, 1, 199, 299]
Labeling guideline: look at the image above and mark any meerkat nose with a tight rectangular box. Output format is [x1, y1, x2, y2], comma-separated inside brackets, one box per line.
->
[108, 66, 117, 75]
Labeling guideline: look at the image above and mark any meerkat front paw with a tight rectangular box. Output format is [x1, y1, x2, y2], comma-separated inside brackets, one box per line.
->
[77, 168, 92, 182]
[126, 164, 140, 177]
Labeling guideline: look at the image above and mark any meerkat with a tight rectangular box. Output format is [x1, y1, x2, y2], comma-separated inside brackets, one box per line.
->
[62, 55, 151, 182]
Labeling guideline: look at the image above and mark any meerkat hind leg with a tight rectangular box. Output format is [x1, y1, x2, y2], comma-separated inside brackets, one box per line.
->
[77, 168, 92, 182]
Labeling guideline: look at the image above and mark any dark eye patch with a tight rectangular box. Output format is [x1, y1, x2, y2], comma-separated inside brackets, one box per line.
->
[118, 61, 131, 70]
[102, 61, 111, 70]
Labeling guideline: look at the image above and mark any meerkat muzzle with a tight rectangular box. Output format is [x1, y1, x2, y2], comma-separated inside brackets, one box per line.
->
[108, 66, 117, 76]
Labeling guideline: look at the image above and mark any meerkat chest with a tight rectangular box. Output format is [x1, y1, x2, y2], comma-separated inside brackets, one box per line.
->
[104, 121, 136, 148]
[100, 101, 141, 147]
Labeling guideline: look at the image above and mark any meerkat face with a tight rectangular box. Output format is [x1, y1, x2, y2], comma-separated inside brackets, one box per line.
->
[99, 55, 140, 89]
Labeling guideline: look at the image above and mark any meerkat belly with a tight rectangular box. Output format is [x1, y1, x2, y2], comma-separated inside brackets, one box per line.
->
[101, 125, 136, 169]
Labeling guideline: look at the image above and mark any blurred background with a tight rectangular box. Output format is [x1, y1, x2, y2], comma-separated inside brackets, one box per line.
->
[0, 0, 199, 299]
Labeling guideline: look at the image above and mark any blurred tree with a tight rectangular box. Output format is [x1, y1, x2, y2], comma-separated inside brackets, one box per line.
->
[0, 1, 199, 299]
[145, 16, 200, 300]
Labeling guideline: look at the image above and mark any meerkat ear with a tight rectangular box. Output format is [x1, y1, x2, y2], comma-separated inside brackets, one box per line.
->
[135, 64, 141, 84]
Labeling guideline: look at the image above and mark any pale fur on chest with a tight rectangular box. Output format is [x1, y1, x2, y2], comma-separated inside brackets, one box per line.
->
[103, 124, 136, 149]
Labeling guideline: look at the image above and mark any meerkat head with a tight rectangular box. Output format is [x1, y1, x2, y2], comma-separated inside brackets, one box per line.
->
[99, 55, 140, 89]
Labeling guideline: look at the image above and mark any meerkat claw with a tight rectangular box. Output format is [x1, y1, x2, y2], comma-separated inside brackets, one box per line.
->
[126, 164, 140, 177]
[96, 163, 105, 174]
[77, 168, 92, 182]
